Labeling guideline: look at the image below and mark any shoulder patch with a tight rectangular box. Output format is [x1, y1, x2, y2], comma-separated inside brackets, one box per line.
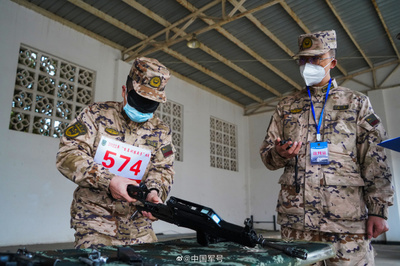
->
[333, 105, 349, 110]
[65, 121, 87, 138]
[105, 127, 119, 136]
[366, 114, 380, 127]
[290, 108, 303, 114]
[146, 140, 158, 148]
[161, 144, 173, 158]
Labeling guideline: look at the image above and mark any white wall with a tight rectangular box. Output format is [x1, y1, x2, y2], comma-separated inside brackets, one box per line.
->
[0, 1, 121, 246]
[247, 111, 282, 231]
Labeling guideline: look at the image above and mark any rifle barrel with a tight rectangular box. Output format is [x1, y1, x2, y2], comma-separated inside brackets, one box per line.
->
[258, 238, 307, 260]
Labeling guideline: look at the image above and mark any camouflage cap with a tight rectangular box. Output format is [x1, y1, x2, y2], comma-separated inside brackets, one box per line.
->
[293, 30, 337, 58]
[128, 57, 170, 103]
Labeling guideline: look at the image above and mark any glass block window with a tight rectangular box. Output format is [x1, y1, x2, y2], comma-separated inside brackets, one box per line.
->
[9, 44, 95, 138]
[210, 117, 238, 171]
[155, 100, 183, 161]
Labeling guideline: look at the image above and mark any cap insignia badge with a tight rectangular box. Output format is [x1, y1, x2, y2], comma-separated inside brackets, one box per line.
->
[149, 76, 161, 88]
[302, 37, 312, 50]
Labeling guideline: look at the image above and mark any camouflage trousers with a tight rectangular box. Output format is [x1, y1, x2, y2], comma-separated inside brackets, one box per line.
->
[74, 228, 158, 249]
[281, 226, 375, 266]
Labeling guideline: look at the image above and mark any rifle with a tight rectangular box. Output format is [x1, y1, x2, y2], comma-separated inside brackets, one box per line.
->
[127, 183, 307, 260]
[0, 248, 60, 266]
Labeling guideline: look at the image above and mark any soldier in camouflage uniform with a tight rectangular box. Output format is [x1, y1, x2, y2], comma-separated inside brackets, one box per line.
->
[56, 57, 175, 249]
[260, 30, 394, 265]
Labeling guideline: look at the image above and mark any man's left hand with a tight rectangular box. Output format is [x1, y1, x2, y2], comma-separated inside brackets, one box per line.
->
[367, 215, 389, 239]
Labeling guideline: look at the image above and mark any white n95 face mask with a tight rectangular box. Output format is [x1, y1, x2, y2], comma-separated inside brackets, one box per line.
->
[300, 62, 331, 86]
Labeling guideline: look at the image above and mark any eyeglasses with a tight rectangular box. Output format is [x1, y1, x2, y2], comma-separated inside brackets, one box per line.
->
[296, 56, 334, 66]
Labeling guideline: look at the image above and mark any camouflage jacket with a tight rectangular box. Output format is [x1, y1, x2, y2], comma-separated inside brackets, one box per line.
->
[56, 101, 175, 243]
[260, 79, 394, 234]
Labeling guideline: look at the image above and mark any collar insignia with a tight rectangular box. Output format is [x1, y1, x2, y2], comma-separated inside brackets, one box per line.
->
[321, 83, 330, 93]
[333, 105, 349, 110]
[146, 140, 158, 148]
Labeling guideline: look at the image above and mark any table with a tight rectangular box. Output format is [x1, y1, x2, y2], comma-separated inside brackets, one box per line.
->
[11, 237, 334, 265]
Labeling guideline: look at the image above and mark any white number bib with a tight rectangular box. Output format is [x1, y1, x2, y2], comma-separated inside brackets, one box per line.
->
[94, 136, 151, 183]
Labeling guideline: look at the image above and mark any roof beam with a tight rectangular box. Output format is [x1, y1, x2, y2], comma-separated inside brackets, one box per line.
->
[325, 0, 374, 69]
[169, 69, 244, 107]
[11, 0, 124, 51]
[337, 60, 400, 83]
[350, 78, 374, 90]
[248, 60, 400, 115]
[67, 0, 146, 39]
[379, 63, 400, 88]
[126, 0, 281, 97]
[199, 45, 281, 96]
[125, 0, 280, 62]
[67, 0, 263, 104]
[380, 84, 400, 90]
[372, 69, 377, 89]
[228, 0, 247, 17]
[279, 0, 348, 77]
[122, 0, 221, 56]
[244, 97, 280, 116]
[163, 47, 264, 102]
[228, 0, 294, 59]
[169, 17, 196, 41]
[177, 0, 303, 92]
[371, 0, 400, 60]
[277, 0, 309, 33]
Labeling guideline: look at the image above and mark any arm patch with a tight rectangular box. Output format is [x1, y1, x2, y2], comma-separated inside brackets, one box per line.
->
[161, 144, 173, 158]
[366, 114, 380, 127]
[64, 121, 87, 138]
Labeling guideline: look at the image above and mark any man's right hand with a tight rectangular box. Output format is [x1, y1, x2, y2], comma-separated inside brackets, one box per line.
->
[109, 175, 139, 203]
[275, 138, 302, 159]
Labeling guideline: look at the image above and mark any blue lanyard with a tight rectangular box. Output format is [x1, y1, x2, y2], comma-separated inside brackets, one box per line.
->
[307, 79, 332, 141]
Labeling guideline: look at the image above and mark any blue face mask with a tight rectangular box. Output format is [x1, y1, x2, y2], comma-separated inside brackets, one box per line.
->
[123, 103, 153, 123]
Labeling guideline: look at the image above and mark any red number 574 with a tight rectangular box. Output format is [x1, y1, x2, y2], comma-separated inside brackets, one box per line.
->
[102, 150, 142, 175]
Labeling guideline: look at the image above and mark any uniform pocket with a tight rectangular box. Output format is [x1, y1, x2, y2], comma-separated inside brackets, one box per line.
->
[327, 150, 360, 177]
[321, 172, 367, 220]
[278, 169, 296, 185]
[276, 184, 304, 215]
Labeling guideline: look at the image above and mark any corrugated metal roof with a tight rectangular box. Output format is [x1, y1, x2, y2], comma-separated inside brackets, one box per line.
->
[12, 0, 400, 114]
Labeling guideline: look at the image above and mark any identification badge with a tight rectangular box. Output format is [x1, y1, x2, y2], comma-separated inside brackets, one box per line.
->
[310, 142, 329, 164]
[94, 136, 151, 183]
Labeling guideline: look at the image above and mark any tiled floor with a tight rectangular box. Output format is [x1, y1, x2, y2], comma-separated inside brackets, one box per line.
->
[373, 243, 400, 266]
